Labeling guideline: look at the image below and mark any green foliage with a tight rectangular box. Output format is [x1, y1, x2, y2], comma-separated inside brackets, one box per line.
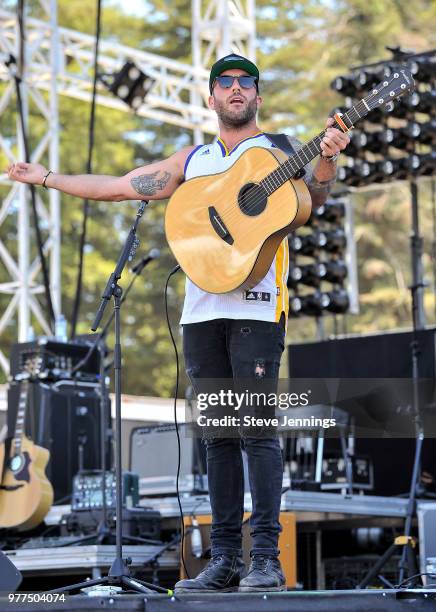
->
[1, 0, 435, 393]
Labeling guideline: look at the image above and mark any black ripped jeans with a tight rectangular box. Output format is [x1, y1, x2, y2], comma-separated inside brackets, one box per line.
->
[183, 317, 285, 558]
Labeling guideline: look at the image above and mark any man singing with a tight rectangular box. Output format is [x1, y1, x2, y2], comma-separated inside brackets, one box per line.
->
[8, 53, 349, 593]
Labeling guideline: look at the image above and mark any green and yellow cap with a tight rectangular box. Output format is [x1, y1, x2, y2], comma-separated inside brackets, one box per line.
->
[209, 53, 259, 94]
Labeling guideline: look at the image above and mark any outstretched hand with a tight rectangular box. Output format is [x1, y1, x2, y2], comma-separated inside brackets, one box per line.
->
[7, 162, 48, 186]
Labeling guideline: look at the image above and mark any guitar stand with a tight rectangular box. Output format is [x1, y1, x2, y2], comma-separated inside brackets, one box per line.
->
[49, 201, 170, 596]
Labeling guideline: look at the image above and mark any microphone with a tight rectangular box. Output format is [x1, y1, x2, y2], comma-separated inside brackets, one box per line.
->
[131, 248, 160, 274]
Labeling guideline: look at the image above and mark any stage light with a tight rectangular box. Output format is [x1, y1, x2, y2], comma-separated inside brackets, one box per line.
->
[288, 191, 356, 318]
[101, 61, 153, 110]
[331, 75, 358, 98]
[403, 151, 436, 176]
[287, 263, 327, 288]
[407, 57, 436, 83]
[337, 160, 372, 187]
[379, 158, 409, 181]
[289, 295, 303, 316]
[322, 260, 348, 283]
[287, 265, 303, 289]
[345, 130, 372, 158]
[404, 119, 436, 145]
[353, 69, 384, 93]
[289, 289, 350, 317]
[390, 90, 436, 118]
[378, 127, 415, 151]
[289, 291, 331, 317]
[289, 261, 348, 287]
[331, 69, 386, 98]
[323, 229, 347, 253]
[324, 289, 350, 314]
[379, 121, 436, 150]
[309, 201, 346, 224]
[288, 231, 327, 256]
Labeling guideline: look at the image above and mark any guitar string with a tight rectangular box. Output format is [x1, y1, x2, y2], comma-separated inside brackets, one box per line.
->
[230, 86, 393, 220]
[213, 87, 384, 222]
[212, 95, 375, 226]
[212, 83, 403, 227]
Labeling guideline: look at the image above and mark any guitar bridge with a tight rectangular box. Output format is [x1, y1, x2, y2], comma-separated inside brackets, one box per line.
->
[208, 206, 234, 245]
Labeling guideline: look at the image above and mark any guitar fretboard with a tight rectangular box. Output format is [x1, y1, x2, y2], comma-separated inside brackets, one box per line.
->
[260, 99, 370, 195]
[13, 380, 28, 456]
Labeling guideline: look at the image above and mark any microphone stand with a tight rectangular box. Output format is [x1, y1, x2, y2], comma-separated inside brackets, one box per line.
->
[358, 179, 426, 590]
[50, 201, 168, 595]
[59, 248, 160, 550]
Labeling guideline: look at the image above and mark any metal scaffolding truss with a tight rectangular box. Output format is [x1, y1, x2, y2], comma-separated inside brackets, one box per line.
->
[0, 7, 216, 134]
[191, 0, 256, 143]
[0, 0, 61, 375]
[0, 0, 256, 376]
[192, 0, 256, 68]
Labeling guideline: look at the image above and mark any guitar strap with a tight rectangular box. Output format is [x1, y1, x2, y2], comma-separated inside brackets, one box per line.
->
[264, 132, 306, 179]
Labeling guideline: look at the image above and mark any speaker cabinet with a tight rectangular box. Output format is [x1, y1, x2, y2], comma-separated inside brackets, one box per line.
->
[0, 551, 22, 591]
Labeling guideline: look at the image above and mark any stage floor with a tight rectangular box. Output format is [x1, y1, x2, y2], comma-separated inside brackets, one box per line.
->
[1, 589, 435, 611]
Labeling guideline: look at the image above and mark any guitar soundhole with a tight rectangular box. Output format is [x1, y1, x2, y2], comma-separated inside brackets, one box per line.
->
[238, 183, 267, 217]
[9, 455, 23, 472]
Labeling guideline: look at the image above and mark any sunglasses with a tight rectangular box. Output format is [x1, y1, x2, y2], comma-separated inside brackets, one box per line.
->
[214, 75, 258, 90]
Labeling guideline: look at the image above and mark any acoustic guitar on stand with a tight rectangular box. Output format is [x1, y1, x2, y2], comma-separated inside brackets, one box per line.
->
[165, 69, 415, 294]
[0, 357, 53, 531]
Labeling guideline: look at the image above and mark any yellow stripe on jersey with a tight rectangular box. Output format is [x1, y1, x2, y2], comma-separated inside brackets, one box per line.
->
[275, 239, 288, 323]
[283, 238, 289, 322]
[217, 132, 263, 157]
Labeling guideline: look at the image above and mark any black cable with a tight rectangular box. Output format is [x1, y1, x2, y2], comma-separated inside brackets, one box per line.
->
[70, 0, 102, 338]
[164, 263, 191, 580]
[395, 572, 436, 589]
[431, 179, 436, 323]
[53, 493, 72, 505]
[10, 2, 55, 326]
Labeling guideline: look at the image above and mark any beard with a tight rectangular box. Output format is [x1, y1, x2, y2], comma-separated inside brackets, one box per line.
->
[213, 96, 258, 128]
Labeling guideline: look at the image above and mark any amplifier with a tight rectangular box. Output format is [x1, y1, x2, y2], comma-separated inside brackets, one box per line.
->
[130, 424, 207, 496]
[321, 455, 374, 491]
[10, 337, 102, 382]
[60, 507, 161, 540]
[418, 502, 436, 586]
[71, 470, 139, 511]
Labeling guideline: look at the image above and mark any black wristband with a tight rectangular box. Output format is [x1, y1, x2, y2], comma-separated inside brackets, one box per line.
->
[42, 170, 53, 189]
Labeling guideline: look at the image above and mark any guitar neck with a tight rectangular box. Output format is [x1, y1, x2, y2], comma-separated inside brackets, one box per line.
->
[13, 380, 28, 456]
[260, 99, 369, 195]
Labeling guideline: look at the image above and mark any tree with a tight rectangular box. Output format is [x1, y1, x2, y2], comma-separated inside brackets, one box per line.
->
[1, 0, 435, 394]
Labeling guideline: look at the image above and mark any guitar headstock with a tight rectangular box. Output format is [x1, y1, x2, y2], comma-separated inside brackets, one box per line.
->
[362, 68, 416, 112]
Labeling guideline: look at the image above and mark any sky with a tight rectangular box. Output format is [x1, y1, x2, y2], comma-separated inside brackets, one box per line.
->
[114, 0, 150, 17]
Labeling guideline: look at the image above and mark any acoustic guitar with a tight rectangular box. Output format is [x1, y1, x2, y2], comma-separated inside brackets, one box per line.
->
[165, 69, 415, 294]
[0, 360, 53, 531]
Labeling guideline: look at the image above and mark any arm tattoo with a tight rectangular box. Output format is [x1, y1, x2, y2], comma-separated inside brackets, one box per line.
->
[130, 170, 171, 196]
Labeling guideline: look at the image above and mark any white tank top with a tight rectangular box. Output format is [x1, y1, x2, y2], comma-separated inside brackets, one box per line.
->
[180, 132, 309, 325]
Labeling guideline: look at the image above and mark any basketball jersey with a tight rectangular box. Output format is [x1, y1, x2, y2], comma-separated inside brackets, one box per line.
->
[180, 132, 312, 325]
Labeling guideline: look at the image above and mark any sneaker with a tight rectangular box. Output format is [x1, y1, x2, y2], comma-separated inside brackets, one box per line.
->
[238, 554, 286, 592]
[174, 554, 246, 593]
